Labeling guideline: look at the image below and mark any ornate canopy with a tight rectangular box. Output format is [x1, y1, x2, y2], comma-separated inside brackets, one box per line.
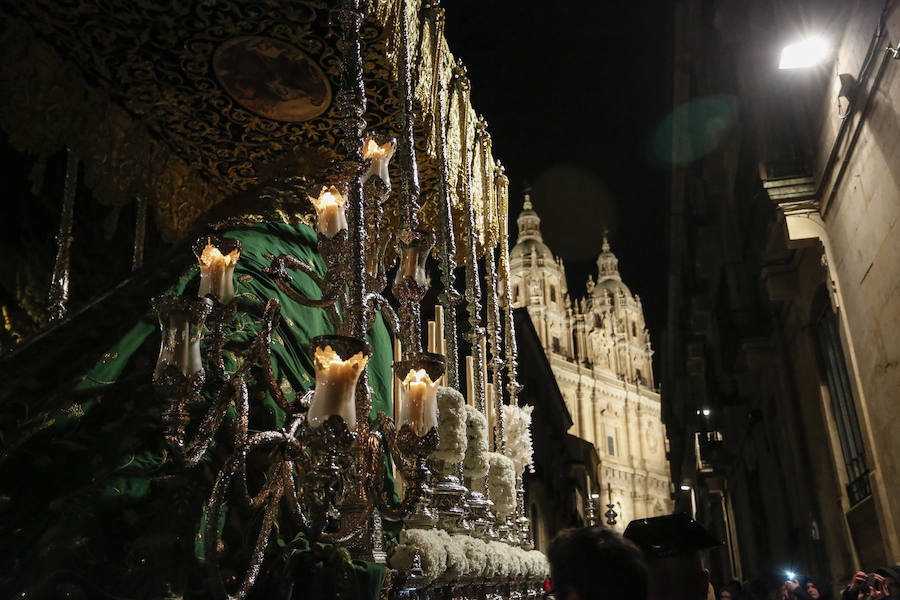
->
[0, 0, 503, 252]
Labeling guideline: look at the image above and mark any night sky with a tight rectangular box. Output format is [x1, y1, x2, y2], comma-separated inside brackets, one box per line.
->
[444, 1, 672, 352]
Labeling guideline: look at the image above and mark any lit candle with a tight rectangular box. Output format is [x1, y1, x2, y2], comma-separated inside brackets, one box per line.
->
[434, 305, 445, 354]
[427, 321, 436, 353]
[309, 186, 348, 238]
[307, 344, 369, 429]
[196, 239, 241, 303]
[400, 368, 441, 436]
[465, 355, 474, 406]
[362, 138, 395, 193]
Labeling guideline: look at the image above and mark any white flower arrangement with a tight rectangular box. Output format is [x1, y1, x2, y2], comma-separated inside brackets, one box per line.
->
[389, 529, 550, 582]
[487, 452, 517, 517]
[525, 549, 550, 579]
[481, 536, 499, 578]
[453, 534, 489, 578]
[486, 541, 515, 577]
[462, 405, 489, 478]
[507, 543, 526, 577]
[502, 403, 535, 475]
[432, 528, 469, 578]
[432, 386, 467, 464]
[389, 528, 447, 581]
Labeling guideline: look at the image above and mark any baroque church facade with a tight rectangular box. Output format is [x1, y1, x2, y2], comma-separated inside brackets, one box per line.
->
[510, 193, 673, 527]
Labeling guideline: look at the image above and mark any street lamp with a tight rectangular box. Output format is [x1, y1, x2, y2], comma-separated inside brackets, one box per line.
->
[779, 36, 830, 69]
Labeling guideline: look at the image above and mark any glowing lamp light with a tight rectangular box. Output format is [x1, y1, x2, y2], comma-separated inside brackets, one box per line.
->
[198, 243, 240, 302]
[398, 368, 441, 436]
[194, 237, 241, 304]
[361, 137, 395, 193]
[307, 343, 369, 429]
[680, 484, 692, 491]
[309, 185, 349, 238]
[779, 36, 829, 69]
[702, 408, 711, 416]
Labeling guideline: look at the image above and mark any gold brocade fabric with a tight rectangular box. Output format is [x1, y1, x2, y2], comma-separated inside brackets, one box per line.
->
[0, 0, 506, 256]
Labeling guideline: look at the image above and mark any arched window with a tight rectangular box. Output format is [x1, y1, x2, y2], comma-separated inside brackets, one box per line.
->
[550, 285, 556, 302]
[812, 288, 870, 504]
[631, 322, 637, 337]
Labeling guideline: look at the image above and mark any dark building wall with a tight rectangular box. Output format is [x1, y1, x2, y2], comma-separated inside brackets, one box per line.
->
[665, 0, 899, 590]
[515, 308, 599, 551]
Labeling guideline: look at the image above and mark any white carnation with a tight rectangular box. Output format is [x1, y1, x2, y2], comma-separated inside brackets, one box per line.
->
[462, 405, 489, 478]
[502, 404, 535, 475]
[432, 528, 469, 578]
[526, 549, 550, 579]
[487, 452, 516, 517]
[454, 534, 490, 578]
[433, 386, 467, 464]
[508, 546, 526, 577]
[389, 528, 447, 581]
[486, 541, 514, 577]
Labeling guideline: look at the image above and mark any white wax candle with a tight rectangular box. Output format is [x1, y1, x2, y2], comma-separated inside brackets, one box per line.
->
[362, 138, 395, 192]
[170, 315, 190, 375]
[407, 380, 427, 436]
[486, 380, 495, 448]
[198, 241, 239, 303]
[465, 355, 474, 406]
[434, 305, 445, 354]
[309, 187, 348, 238]
[427, 321, 436, 353]
[400, 368, 441, 436]
[399, 247, 423, 285]
[316, 204, 347, 238]
[308, 346, 368, 429]
[479, 337, 488, 400]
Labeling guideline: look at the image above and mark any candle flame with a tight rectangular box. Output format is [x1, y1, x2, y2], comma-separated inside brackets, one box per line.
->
[314, 345, 368, 372]
[401, 368, 441, 386]
[198, 239, 240, 267]
[309, 186, 346, 210]
[362, 138, 395, 160]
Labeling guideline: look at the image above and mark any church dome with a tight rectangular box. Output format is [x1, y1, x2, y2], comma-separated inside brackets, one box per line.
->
[590, 234, 633, 299]
[510, 237, 554, 262]
[510, 192, 556, 264]
[594, 276, 632, 297]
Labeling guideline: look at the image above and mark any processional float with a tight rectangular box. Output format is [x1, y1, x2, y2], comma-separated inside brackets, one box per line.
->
[150, 1, 545, 598]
